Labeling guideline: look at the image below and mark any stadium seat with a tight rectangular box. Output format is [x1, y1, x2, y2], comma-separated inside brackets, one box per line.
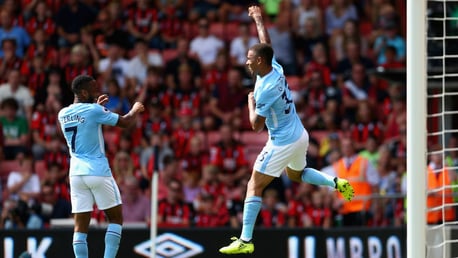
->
[224, 22, 240, 42]
[209, 22, 225, 39]
[0, 160, 21, 186]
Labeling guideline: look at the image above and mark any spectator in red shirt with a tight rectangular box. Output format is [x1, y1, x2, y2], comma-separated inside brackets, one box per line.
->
[287, 183, 315, 227]
[137, 66, 174, 116]
[349, 101, 384, 150]
[64, 44, 96, 86]
[25, 1, 56, 37]
[209, 124, 249, 188]
[25, 29, 59, 70]
[173, 63, 201, 118]
[31, 94, 61, 160]
[43, 136, 69, 172]
[305, 190, 333, 228]
[42, 162, 70, 202]
[181, 136, 209, 203]
[259, 188, 287, 228]
[0, 39, 24, 84]
[21, 54, 47, 97]
[194, 192, 229, 227]
[207, 66, 248, 130]
[126, 0, 161, 49]
[171, 107, 198, 159]
[157, 178, 191, 228]
[342, 63, 376, 123]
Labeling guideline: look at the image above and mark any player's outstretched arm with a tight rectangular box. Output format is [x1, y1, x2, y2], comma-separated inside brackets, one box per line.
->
[117, 102, 144, 128]
[248, 6, 271, 45]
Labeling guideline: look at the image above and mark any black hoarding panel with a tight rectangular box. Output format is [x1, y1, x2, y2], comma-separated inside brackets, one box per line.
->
[0, 227, 406, 258]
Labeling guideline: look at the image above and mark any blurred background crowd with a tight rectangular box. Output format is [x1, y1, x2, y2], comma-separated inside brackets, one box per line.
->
[0, 0, 455, 230]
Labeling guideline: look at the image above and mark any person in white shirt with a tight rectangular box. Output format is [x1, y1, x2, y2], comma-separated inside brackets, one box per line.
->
[229, 22, 258, 67]
[0, 69, 34, 122]
[189, 18, 224, 70]
[98, 42, 130, 92]
[126, 38, 163, 92]
[7, 154, 41, 202]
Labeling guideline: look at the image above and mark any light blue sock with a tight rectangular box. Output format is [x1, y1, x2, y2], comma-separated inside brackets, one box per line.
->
[301, 167, 336, 188]
[240, 196, 262, 242]
[104, 223, 122, 258]
[73, 232, 88, 258]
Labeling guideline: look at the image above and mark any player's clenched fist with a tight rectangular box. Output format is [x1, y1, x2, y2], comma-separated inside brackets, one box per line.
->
[132, 102, 145, 113]
[248, 6, 262, 19]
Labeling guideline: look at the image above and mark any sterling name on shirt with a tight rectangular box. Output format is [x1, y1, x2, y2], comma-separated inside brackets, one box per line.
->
[60, 114, 86, 124]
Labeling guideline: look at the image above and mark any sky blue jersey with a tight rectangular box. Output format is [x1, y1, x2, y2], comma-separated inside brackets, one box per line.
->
[58, 103, 119, 176]
[254, 57, 304, 146]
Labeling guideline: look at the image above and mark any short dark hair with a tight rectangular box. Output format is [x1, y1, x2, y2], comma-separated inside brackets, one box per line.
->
[250, 43, 273, 66]
[1, 97, 19, 110]
[71, 75, 95, 95]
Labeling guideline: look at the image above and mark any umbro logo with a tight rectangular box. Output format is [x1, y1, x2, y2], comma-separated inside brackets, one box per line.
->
[134, 233, 204, 258]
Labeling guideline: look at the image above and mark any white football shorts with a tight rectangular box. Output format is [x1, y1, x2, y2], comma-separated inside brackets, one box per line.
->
[70, 175, 122, 213]
[254, 130, 309, 177]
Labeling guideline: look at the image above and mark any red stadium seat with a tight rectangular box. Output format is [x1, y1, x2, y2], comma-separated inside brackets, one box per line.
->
[209, 22, 225, 39]
[0, 160, 21, 186]
[162, 49, 178, 63]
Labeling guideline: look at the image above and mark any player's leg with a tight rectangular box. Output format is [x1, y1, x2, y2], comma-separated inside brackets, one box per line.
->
[219, 170, 273, 254]
[220, 143, 284, 254]
[70, 176, 95, 258]
[87, 176, 123, 258]
[103, 205, 123, 258]
[285, 131, 354, 200]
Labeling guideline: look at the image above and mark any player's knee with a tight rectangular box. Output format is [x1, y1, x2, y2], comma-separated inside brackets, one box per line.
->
[286, 168, 302, 183]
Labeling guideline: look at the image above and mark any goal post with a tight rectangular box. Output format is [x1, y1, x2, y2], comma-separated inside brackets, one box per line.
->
[407, 1, 427, 258]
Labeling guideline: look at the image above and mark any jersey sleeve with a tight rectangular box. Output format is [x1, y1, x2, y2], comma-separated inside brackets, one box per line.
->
[255, 81, 281, 117]
[91, 104, 119, 126]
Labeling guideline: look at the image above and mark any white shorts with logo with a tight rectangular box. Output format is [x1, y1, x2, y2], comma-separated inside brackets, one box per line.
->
[70, 175, 122, 213]
[254, 130, 309, 177]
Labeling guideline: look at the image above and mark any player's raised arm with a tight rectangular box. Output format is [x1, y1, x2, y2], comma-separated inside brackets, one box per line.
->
[116, 101, 144, 128]
[248, 6, 271, 45]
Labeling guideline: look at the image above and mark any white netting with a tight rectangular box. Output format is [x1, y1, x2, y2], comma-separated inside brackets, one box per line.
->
[426, 1, 458, 257]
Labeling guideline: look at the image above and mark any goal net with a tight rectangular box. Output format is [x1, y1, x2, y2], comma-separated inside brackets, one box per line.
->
[425, 0, 458, 257]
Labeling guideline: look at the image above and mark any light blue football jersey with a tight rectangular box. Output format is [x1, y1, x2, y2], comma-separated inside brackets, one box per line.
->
[254, 57, 304, 146]
[58, 103, 119, 176]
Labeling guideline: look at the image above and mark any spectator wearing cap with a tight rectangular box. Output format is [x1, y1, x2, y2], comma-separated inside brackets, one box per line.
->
[171, 106, 199, 159]
[0, 10, 30, 58]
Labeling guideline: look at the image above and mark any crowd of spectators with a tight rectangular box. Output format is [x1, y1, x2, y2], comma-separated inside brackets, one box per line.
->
[0, 0, 454, 230]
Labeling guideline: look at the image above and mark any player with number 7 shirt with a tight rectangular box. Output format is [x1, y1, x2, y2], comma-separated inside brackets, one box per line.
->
[219, 6, 355, 255]
[58, 75, 144, 258]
